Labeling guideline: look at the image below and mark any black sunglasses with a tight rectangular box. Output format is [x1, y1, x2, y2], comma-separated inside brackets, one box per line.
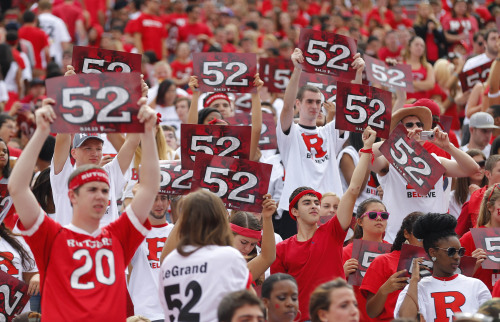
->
[434, 247, 466, 257]
[360, 211, 390, 220]
[404, 122, 424, 129]
[477, 160, 486, 168]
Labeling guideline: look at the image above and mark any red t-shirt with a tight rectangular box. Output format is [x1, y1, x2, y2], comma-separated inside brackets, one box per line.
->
[170, 60, 193, 80]
[126, 13, 167, 60]
[53, 2, 85, 42]
[19, 208, 150, 321]
[82, 0, 106, 26]
[342, 242, 390, 322]
[440, 14, 478, 54]
[18, 26, 50, 69]
[457, 186, 488, 236]
[460, 229, 499, 292]
[407, 63, 429, 101]
[360, 250, 402, 321]
[377, 47, 402, 62]
[271, 216, 347, 321]
[493, 278, 500, 297]
[178, 22, 213, 43]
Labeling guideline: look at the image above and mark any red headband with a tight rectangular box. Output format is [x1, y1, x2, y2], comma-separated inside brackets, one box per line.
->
[230, 223, 262, 239]
[288, 190, 322, 221]
[69, 168, 110, 191]
[204, 93, 230, 108]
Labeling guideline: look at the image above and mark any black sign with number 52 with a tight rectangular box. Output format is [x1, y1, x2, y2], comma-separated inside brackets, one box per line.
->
[379, 124, 446, 196]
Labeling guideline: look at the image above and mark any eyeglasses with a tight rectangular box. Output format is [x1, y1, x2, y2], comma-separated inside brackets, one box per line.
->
[487, 183, 500, 201]
[360, 211, 390, 220]
[477, 41, 484, 46]
[477, 160, 486, 168]
[404, 122, 424, 129]
[434, 246, 466, 257]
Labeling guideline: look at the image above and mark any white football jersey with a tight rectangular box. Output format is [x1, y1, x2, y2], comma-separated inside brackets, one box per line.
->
[395, 274, 491, 322]
[129, 223, 174, 320]
[159, 245, 250, 322]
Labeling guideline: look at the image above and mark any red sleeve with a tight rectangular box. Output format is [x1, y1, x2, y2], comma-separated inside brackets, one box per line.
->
[459, 231, 477, 256]
[360, 254, 389, 296]
[493, 279, 500, 297]
[125, 18, 139, 34]
[456, 201, 472, 237]
[19, 211, 62, 273]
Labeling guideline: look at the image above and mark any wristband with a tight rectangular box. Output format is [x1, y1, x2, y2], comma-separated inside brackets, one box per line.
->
[360, 148, 374, 164]
[488, 91, 500, 98]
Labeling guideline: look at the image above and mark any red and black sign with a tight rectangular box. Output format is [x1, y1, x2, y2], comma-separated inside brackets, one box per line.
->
[193, 53, 257, 93]
[379, 124, 446, 196]
[16, 113, 36, 140]
[180, 124, 251, 170]
[298, 29, 357, 80]
[397, 244, 476, 278]
[0, 270, 30, 321]
[364, 55, 414, 92]
[72, 46, 142, 74]
[470, 228, 500, 270]
[259, 58, 293, 93]
[299, 72, 339, 103]
[46, 73, 143, 133]
[347, 240, 392, 286]
[233, 93, 252, 111]
[336, 81, 392, 138]
[459, 61, 492, 92]
[0, 184, 14, 226]
[159, 161, 193, 195]
[225, 112, 277, 150]
[191, 154, 272, 212]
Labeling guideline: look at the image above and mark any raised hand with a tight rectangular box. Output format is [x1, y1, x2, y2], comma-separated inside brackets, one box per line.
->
[291, 48, 304, 69]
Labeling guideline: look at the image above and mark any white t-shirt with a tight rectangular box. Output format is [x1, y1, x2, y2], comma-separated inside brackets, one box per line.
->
[5, 61, 19, 93]
[463, 53, 492, 72]
[38, 13, 71, 67]
[129, 223, 174, 320]
[159, 245, 250, 322]
[0, 81, 8, 103]
[276, 120, 348, 216]
[0, 232, 37, 313]
[49, 156, 127, 227]
[259, 153, 284, 204]
[449, 190, 470, 219]
[395, 274, 491, 322]
[155, 104, 181, 135]
[378, 154, 450, 243]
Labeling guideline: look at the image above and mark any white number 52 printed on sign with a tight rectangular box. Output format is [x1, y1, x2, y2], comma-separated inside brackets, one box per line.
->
[191, 153, 272, 212]
[72, 46, 142, 74]
[298, 28, 357, 80]
[363, 55, 414, 92]
[470, 228, 500, 270]
[379, 124, 446, 196]
[193, 53, 257, 93]
[46, 73, 143, 133]
[335, 81, 392, 139]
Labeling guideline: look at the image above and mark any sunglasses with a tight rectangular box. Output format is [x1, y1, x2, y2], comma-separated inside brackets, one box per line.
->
[477, 160, 486, 168]
[404, 122, 424, 129]
[360, 211, 390, 220]
[434, 247, 466, 257]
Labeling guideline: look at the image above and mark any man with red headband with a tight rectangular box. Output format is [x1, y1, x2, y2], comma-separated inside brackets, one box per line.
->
[203, 92, 234, 119]
[8, 98, 160, 321]
[271, 126, 377, 321]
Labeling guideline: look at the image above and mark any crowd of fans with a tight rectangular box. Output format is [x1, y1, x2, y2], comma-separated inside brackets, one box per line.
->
[4, 0, 500, 321]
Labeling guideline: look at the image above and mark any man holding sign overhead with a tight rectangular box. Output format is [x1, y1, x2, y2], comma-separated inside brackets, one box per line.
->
[370, 104, 480, 242]
[275, 45, 365, 239]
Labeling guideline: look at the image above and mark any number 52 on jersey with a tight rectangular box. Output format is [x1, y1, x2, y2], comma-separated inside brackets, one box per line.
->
[379, 124, 446, 196]
[46, 73, 143, 133]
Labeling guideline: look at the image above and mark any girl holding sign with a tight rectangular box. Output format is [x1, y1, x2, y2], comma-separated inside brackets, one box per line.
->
[342, 198, 390, 322]
[186, 75, 264, 161]
[360, 211, 423, 321]
[460, 184, 500, 292]
[403, 36, 436, 102]
[395, 213, 491, 321]
[229, 194, 278, 282]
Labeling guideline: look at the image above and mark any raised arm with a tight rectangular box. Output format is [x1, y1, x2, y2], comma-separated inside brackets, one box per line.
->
[129, 98, 161, 223]
[250, 74, 264, 161]
[336, 127, 377, 230]
[488, 53, 500, 105]
[9, 99, 57, 229]
[247, 194, 277, 280]
[351, 53, 366, 85]
[280, 48, 303, 133]
[115, 133, 141, 174]
[397, 259, 420, 319]
[187, 76, 200, 124]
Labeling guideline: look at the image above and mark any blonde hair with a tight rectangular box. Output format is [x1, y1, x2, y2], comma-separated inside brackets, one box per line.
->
[477, 184, 500, 227]
[133, 125, 173, 169]
[403, 36, 431, 69]
[322, 192, 339, 199]
[309, 278, 353, 322]
[126, 316, 151, 322]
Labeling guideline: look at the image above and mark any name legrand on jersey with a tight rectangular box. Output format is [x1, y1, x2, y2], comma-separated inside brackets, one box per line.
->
[67, 238, 112, 248]
[163, 262, 207, 279]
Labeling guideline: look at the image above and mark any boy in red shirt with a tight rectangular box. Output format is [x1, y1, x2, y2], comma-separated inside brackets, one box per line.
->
[8, 98, 160, 321]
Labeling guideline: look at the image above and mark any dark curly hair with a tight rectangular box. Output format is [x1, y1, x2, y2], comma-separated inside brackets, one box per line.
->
[391, 211, 424, 251]
[412, 213, 457, 255]
[261, 273, 297, 299]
